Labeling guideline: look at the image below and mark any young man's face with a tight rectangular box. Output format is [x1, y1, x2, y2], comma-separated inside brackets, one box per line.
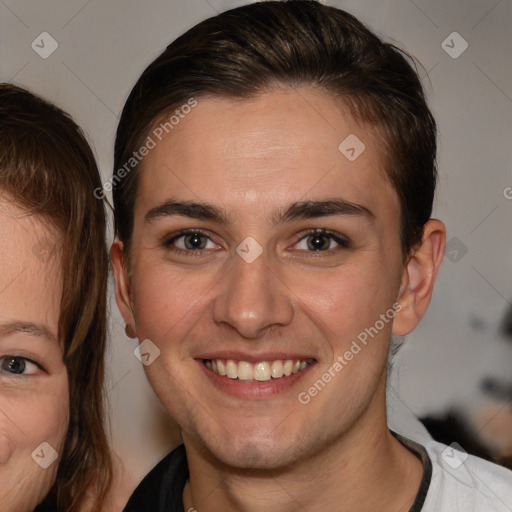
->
[0, 196, 69, 511]
[114, 88, 434, 469]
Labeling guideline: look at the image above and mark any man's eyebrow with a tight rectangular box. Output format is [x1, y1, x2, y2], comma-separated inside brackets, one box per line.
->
[143, 198, 374, 226]
[274, 199, 375, 224]
[144, 200, 229, 225]
[0, 321, 57, 343]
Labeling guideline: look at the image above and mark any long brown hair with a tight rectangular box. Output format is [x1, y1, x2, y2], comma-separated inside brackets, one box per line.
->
[113, 0, 437, 259]
[0, 83, 112, 512]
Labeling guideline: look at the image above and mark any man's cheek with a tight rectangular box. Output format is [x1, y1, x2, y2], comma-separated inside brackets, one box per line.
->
[135, 269, 203, 311]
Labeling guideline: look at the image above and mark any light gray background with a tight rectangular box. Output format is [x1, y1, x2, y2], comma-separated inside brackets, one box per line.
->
[1, 0, 511, 491]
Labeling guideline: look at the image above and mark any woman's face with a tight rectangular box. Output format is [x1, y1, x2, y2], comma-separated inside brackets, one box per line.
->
[0, 194, 69, 511]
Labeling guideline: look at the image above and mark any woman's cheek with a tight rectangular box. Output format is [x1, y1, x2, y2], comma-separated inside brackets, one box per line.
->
[0, 376, 69, 467]
[0, 386, 67, 511]
[34, 380, 70, 450]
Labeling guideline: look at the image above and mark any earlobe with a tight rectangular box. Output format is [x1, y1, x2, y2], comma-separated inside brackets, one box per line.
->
[110, 239, 136, 334]
[392, 219, 446, 336]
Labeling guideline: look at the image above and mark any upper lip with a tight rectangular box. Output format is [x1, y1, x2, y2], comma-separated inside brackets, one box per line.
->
[195, 351, 316, 363]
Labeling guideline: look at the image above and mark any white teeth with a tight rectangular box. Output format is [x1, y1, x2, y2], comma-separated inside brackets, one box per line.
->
[271, 360, 284, 378]
[205, 358, 311, 381]
[217, 360, 226, 376]
[254, 362, 271, 381]
[226, 359, 238, 379]
[238, 361, 253, 381]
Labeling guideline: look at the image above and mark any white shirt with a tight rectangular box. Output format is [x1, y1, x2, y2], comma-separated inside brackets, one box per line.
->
[422, 439, 512, 511]
[388, 390, 512, 511]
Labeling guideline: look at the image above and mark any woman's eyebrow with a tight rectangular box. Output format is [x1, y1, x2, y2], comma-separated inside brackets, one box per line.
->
[0, 321, 57, 343]
[143, 198, 374, 226]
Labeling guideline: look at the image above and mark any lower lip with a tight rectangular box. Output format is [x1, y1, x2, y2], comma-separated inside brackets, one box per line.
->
[197, 360, 316, 399]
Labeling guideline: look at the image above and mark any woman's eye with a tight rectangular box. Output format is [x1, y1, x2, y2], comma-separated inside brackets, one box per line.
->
[0, 356, 41, 376]
[294, 231, 348, 252]
[167, 231, 219, 252]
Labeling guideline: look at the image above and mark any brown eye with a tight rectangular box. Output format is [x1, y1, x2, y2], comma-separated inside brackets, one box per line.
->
[294, 229, 349, 252]
[306, 233, 332, 251]
[164, 229, 220, 253]
[181, 232, 208, 250]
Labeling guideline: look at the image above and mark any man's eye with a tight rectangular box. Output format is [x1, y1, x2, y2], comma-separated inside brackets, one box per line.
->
[166, 230, 219, 252]
[0, 356, 41, 376]
[294, 230, 349, 252]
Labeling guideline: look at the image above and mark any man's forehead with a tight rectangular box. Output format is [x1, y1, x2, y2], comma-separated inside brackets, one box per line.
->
[136, 89, 394, 220]
[136, 160, 392, 225]
[144, 88, 377, 164]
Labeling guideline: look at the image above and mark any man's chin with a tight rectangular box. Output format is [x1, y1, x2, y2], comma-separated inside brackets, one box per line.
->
[206, 439, 300, 471]
[189, 428, 305, 472]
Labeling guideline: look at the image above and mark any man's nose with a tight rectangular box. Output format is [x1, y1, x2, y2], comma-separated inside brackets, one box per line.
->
[212, 249, 294, 339]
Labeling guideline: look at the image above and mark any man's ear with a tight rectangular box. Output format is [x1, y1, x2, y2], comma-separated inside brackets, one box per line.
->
[393, 219, 446, 336]
[111, 239, 136, 336]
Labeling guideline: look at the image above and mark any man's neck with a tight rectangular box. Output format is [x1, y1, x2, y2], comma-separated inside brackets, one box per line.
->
[182, 401, 424, 512]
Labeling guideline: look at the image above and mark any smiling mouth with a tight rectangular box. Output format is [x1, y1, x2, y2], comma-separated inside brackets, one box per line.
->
[203, 358, 315, 382]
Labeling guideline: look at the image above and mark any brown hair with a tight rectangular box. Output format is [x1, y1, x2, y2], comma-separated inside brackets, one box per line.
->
[113, 0, 437, 257]
[0, 83, 112, 512]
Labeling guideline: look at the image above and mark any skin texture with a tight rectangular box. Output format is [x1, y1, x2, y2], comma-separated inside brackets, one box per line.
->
[112, 87, 446, 511]
[0, 195, 69, 511]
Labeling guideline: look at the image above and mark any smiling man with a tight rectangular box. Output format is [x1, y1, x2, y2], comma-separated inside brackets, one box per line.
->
[111, 1, 512, 511]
